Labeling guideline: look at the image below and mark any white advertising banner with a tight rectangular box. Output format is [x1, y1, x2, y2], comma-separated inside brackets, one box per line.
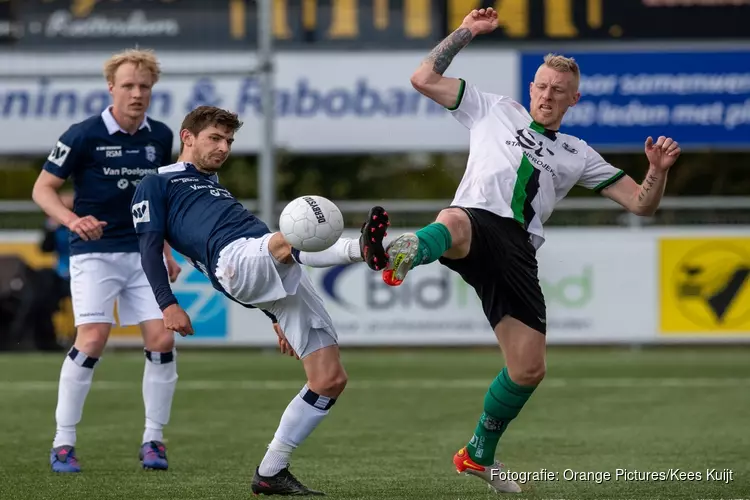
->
[3, 226, 747, 346]
[0, 50, 518, 154]
[223, 229, 657, 347]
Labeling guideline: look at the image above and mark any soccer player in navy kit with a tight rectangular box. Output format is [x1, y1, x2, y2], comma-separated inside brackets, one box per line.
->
[132, 106, 390, 495]
[32, 49, 182, 473]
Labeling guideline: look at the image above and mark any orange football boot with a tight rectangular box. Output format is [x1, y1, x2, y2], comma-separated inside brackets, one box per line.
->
[453, 447, 522, 493]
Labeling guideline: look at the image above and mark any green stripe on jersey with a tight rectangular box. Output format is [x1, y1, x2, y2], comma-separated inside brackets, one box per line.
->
[593, 170, 626, 192]
[446, 79, 466, 111]
[511, 155, 535, 225]
[530, 121, 545, 134]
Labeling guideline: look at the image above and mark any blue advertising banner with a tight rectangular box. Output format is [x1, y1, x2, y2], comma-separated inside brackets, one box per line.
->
[170, 253, 228, 339]
[520, 51, 750, 150]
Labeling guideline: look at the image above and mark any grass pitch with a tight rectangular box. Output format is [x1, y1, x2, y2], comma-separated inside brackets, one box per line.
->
[0, 346, 748, 499]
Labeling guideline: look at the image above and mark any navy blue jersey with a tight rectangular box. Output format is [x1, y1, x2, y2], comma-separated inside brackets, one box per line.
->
[42, 107, 173, 255]
[132, 162, 270, 304]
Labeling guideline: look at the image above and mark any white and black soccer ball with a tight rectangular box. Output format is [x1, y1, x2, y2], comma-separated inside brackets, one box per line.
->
[279, 195, 344, 252]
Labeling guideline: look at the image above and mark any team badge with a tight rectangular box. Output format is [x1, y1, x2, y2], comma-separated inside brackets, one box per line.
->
[145, 145, 157, 163]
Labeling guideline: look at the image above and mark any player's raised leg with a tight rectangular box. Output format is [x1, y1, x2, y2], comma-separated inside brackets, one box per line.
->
[382, 207, 471, 285]
[290, 206, 390, 270]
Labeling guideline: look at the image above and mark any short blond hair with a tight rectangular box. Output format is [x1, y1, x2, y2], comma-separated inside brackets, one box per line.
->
[541, 53, 580, 89]
[103, 49, 161, 85]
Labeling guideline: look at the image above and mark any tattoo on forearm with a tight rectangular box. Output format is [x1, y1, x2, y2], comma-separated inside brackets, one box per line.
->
[426, 28, 473, 75]
[638, 174, 659, 202]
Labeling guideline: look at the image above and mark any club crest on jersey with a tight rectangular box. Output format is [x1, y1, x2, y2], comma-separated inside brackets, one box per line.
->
[563, 142, 578, 154]
[145, 145, 157, 163]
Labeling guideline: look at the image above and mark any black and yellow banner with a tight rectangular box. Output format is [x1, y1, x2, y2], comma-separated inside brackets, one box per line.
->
[660, 238, 750, 335]
[448, 0, 750, 42]
[6, 0, 748, 51]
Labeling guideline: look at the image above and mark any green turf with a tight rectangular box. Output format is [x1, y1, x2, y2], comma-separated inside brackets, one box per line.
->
[0, 346, 748, 499]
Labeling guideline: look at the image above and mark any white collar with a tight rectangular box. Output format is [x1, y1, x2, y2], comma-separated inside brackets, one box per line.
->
[158, 162, 219, 183]
[101, 106, 151, 135]
[158, 162, 188, 174]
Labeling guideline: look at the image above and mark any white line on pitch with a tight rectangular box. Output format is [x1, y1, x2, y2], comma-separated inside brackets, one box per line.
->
[1, 378, 749, 391]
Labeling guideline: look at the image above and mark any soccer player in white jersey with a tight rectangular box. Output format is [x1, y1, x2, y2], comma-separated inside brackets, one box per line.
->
[380, 8, 681, 493]
[32, 49, 182, 473]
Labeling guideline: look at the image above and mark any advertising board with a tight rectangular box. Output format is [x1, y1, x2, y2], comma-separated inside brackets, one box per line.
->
[1, 227, 747, 346]
[521, 50, 750, 150]
[0, 50, 516, 154]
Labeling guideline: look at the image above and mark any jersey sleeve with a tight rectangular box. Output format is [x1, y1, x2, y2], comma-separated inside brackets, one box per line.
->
[132, 175, 167, 234]
[448, 79, 505, 129]
[577, 144, 626, 193]
[42, 125, 86, 179]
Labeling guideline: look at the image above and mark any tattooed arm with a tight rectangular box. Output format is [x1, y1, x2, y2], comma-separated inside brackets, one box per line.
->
[599, 167, 669, 217]
[634, 168, 668, 215]
[600, 135, 679, 216]
[410, 28, 474, 107]
[410, 9, 498, 108]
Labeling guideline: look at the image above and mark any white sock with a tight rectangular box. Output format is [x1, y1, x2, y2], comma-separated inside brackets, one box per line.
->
[53, 347, 99, 448]
[142, 349, 178, 444]
[292, 238, 362, 267]
[258, 385, 335, 476]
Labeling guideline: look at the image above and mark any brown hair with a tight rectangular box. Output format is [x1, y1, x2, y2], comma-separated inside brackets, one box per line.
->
[103, 49, 161, 84]
[180, 106, 244, 152]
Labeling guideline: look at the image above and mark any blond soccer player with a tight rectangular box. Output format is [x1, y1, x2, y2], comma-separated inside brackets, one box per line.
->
[379, 8, 681, 493]
[32, 49, 181, 473]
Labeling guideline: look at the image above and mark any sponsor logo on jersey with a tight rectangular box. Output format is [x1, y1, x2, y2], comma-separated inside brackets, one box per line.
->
[132, 200, 151, 224]
[563, 142, 579, 154]
[96, 145, 123, 157]
[47, 141, 71, 167]
[516, 129, 554, 157]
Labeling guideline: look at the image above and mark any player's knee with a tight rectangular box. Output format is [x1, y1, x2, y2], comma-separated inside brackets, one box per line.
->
[141, 320, 175, 352]
[268, 232, 294, 264]
[145, 332, 175, 353]
[436, 208, 471, 253]
[73, 324, 110, 358]
[309, 366, 348, 398]
[509, 360, 546, 386]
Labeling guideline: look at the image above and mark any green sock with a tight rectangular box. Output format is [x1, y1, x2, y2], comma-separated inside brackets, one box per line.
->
[466, 367, 537, 466]
[413, 223, 452, 268]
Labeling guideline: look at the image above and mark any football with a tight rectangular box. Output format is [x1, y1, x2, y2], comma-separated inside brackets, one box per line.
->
[279, 195, 345, 252]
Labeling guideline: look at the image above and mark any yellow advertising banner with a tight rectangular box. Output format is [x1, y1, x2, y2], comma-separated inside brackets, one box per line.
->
[660, 238, 750, 335]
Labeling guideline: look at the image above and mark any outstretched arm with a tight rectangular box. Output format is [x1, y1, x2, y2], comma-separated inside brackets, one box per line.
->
[410, 8, 498, 108]
[601, 136, 680, 216]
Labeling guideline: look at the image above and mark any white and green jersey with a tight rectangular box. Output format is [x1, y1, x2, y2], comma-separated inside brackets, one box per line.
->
[448, 79, 625, 249]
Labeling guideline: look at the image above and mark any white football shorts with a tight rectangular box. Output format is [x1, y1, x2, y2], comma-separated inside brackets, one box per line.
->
[69, 252, 163, 327]
[215, 234, 338, 358]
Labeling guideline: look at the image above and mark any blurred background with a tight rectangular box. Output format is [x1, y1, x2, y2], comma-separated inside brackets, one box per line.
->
[0, 0, 748, 350]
